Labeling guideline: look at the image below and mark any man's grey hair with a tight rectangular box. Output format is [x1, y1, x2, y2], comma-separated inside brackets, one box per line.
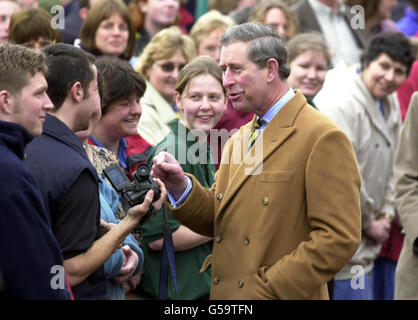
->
[220, 22, 290, 80]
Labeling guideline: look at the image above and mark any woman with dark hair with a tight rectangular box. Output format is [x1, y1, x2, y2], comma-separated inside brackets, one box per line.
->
[89, 57, 152, 179]
[8, 8, 62, 51]
[316, 32, 415, 300]
[80, 0, 136, 60]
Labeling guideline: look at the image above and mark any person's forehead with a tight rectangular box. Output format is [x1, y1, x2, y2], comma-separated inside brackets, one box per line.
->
[21, 72, 47, 93]
[149, 0, 179, 5]
[373, 53, 407, 70]
[89, 0, 100, 7]
[220, 41, 249, 63]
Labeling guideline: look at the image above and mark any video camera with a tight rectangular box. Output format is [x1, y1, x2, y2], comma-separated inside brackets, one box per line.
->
[103, 163, 161, 224]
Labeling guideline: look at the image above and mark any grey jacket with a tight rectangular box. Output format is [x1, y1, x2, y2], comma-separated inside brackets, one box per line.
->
[315, 63, 402, 279]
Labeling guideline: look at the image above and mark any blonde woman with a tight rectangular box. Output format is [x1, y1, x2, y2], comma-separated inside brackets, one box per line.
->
[140, 56, 226, 300]
[287, 32, 331, 108]
[249, 0, 298, 41]
[190, 10, 235, 62]
[134, 26, 196, 145]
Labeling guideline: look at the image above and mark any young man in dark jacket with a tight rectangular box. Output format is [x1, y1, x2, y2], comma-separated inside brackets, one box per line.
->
[0, 43, 72, 299]
[25, 44, 165, 299]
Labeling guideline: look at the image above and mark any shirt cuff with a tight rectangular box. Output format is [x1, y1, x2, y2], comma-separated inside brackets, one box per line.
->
[167, 176, 192, 208]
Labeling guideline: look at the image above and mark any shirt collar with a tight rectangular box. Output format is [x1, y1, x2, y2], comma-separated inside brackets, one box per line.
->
[89, 136, 128, 168]
[258, 88, 296, 126]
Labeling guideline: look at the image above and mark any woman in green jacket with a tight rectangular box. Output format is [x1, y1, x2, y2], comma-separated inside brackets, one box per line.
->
[139, 56, 227, 299]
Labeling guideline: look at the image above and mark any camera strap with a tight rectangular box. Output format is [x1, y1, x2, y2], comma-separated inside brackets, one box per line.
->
[159, 202, 178, 300]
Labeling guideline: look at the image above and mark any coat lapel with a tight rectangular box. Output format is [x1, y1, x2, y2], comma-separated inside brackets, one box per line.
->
[353, 75, 394, 146]
[215, 91, 305, 217]
[299, 0, 322, 33]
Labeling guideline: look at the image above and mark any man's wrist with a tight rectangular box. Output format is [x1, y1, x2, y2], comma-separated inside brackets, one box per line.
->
[119, 213, 140, 234]
[168, 176, 192, 208]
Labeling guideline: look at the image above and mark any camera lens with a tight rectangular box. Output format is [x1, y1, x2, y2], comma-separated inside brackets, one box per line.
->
[135, 164, 150, 179]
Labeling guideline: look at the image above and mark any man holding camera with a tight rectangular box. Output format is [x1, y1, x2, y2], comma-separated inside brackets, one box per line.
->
[25, 44, 165, 299]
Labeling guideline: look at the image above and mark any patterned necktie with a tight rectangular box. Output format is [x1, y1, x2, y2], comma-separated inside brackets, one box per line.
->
[249, 117, 264, 149]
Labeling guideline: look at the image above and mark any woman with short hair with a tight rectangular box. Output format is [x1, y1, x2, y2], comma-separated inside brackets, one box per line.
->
[8, 8, 62, 51]
[249, 0, 298, 41]
[80, 0, 136, 60]
[287, 32, 331, 108]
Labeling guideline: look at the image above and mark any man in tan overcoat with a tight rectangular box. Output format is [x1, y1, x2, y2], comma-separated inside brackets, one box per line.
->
[151, 23, 362, 300]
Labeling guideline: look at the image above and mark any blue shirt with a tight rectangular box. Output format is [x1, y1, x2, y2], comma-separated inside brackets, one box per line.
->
[90, 136, 129, 168]
[257, 88, 295, 134]
[168, 88, 296, 207]
[397, 7, 418, 36]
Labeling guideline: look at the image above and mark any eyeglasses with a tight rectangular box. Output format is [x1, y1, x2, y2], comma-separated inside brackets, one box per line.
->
[156, 61, 185, 73]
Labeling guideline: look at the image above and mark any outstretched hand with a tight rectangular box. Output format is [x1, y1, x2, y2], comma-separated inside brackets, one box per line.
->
[151, 151, 188, 200]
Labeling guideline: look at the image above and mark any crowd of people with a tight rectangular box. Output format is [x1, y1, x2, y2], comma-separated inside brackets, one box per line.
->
[0, 0, 417, 300]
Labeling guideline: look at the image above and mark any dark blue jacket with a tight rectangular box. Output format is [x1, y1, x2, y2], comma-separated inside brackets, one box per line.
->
[0, 120, 71, 299]
[25, 114, 107, 299]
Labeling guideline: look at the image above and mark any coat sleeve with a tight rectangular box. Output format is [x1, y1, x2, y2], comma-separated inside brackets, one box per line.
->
[381, 99, 403, 217]
[320, 102, 376, 231]
[169, 173, 216, 237]
[265, 128, 362, 299]
[394, 92, 418, 248]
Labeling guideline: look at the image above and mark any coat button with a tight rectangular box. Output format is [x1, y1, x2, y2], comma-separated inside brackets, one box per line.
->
[213, 277, 220, 285]
[263, 197, 269, 205]
[215, 236, 223, 243]
[243, 237, 250, 245]
[238, 280, 244, 288]
[216, 193, 223, 200]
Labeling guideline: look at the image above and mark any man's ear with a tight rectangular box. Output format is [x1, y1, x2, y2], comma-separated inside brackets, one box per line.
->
[0, 90, 14, 115]
[70, 82, 84, 103]
[266, 58, 279, 83]
[138, 0, 148, 14]
[174, 91, 183, 113]
[79, 7, 89, 20]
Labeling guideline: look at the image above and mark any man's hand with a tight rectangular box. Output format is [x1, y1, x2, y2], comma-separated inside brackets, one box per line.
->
[365, 216, 392, 244]
[113, 246, 139, 285]
[151, 151, 188, 200]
